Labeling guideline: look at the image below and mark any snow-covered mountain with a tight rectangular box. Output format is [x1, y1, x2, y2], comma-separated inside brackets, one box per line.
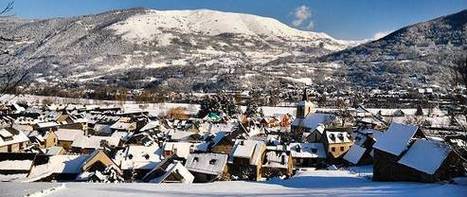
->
[0, 8, 353, 92]
[109, 9, 349, 50]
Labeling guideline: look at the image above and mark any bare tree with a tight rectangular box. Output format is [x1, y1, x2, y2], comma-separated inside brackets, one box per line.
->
[451, 56, 467, 88]
[0, 1, 31, 97]
[0, 1, 13, 15]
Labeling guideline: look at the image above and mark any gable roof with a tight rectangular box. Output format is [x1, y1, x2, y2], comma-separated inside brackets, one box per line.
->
[292, 113, 335, 130]
[373, 123, 420, 156]
[262, 150, 290, 169]
[185, 153, 228, 175]
[146, 161, 194, 184]
[0, 128, 29, 147]
[55, 129, 84, 142]
[163, 142, 192, 159]
[140, 120, 160, 131]
[398, 139, 451, 175]
[71, 135, 120, 149]
[27, 155, 89, 182]
[288, 143, 326, 159]
[230, 140, 265, 165]
[343, 145, 367, 165]
[116, 145, 162, 170]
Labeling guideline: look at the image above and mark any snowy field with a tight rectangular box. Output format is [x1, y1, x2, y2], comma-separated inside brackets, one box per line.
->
[2, 169, 466, 197]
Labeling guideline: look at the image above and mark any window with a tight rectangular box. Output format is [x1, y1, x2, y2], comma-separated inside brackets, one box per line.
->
[209, 159, 217, 165]
[144, 154, 150, 160]
[331, 147, 335, 152]
[281, 155, 286, 165]
[340, 146, 345, 151]
[311, 148, 317, 153]
[193, 157, 199, 162]
[128, 154, 133, 160]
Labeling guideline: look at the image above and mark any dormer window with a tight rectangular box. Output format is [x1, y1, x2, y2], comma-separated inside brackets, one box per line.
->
[338, 133, 344, 140]
[209, 159, 217, 165]
[311, 148, 317, 153]
[193, 157, 199, 162]
[144, 154, 150, 160]
[295, 145, 301, 152]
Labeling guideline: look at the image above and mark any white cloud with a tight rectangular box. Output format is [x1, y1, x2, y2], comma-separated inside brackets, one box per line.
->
[372, 31, 391, 40]
[292, 5, 313, 30]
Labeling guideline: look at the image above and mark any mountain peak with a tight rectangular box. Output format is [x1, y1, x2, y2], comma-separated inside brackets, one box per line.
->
[108, 8, 345, 48]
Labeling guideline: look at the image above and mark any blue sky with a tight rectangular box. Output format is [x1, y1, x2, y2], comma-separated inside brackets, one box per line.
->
[3, 0, 466, 40]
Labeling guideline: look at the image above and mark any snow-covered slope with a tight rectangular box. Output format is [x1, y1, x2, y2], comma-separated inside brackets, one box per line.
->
[3, 169, 466, 197]
[109, 9, 341, 49]
[0, 8, 353, 92]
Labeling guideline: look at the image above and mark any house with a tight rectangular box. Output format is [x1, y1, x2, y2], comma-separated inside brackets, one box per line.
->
[45, 146, 65, 155]
[397, 139, 463, 182]
[142, 159, 194, 184]
[228, 139, 266, 180]
[0, 127, 29, 153]
[115, 144, 162, 180]
[372, 122, 426, 181]
[110, 117, 137, 132]
[323, 130, 353, 160]
[291, 90, 336, 135]
[260, 116, 281, 128]
[292, 113, 336, 139]
[261, 146, 294, 178]
[302, 124, 325, 143]
[27, 129, 58, 149]
[139, 120, 161, 132]
[0, 152, 35, 176]
[92, 124, 113, 136]
[288, 143, 327, 168]
[71, 135, 120, 154]
[343, 128, 383, 165]
[55, 128, 84, 150]
[162, 142, 193, 159]
[34, 122, 59, 133]
[79, 149, 123, 180]
[185, 153, 229, 182]
[27, 154, 90, 182]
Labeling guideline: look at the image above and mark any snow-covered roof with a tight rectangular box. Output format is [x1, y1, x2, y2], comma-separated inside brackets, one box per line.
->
[110, 121, 136, 131]
[185, 153, 228, 175]
[230, 140, 265, 165]
[36, 122, 59, 128]
[232, 140, 259, 158]
[398, 139, 451, 175]
[140, 120, 160, 131]
[168, 130, 195, 141]
[147, 161, 194, 184]
[0, 160, 33, 171]
[292, 113, 336, 130]
[71, 135, 120, 149]
[116, 145, 162, 170]
[262, 151, 290, 169]
[163, 142, 192, 159]
[27, 155, 89, 182]
[373, 123, 419, 156]
[55, 129, 84, 142]
[46, 146, 64, 155]
[343, 145, 367, 165]
[93, 124, 112, 135]
[289, 143, 326, 159]
[0, 128, 29, 147]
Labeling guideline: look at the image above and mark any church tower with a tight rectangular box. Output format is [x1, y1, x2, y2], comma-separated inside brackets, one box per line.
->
[296, 88, 314, 119]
